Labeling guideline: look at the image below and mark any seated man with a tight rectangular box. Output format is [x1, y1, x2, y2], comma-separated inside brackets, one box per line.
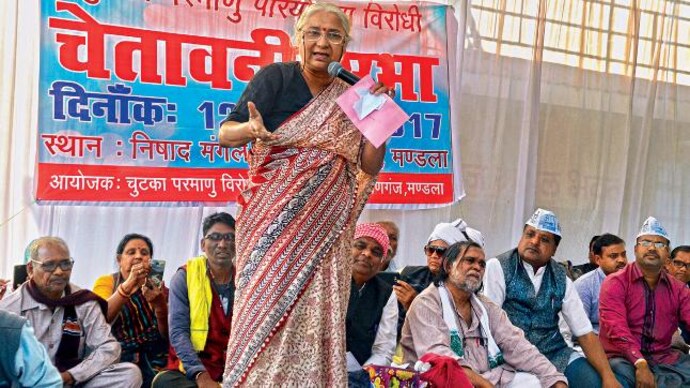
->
[346, 223, 397, 382]
[574, 233, 627, 334]
[666, 245, 690, 286]
[376, 221, 400, 272]
[600, 217, 690, 387]
[666, 245, 690, 353]
[483, 208, 620, 387]
[0, 309, 62, 387]
[0, 236, 142, 387]
[153, 212, 236, 387]
[401, 240, 567, 387]
[570, 235, 601, 280]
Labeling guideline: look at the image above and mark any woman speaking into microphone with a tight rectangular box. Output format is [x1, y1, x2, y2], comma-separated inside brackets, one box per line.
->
[218, 2, 393, 386]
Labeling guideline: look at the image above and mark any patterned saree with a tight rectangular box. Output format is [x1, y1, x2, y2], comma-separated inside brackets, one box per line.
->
[223, 79, 376, 387]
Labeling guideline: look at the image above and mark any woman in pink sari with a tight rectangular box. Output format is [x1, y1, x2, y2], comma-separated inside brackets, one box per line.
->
[218, 3, 392, 386]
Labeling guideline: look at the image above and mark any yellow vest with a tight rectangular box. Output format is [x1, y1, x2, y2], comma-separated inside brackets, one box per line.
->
[186, 256, 213, 352]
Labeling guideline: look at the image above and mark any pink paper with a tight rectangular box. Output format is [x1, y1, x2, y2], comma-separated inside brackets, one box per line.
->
[336, 75, 409, 148]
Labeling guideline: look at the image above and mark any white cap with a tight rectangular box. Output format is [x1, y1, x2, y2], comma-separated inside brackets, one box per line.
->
[427, 218, 485, 248]
[525, 208, 561, 237]
[636, 216, 669, 241]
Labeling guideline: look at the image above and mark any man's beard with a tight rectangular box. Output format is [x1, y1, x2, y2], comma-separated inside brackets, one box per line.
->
[449, 276, 482, 294]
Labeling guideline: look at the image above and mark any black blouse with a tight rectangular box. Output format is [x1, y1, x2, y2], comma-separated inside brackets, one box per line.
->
[225, 62, 314, 133]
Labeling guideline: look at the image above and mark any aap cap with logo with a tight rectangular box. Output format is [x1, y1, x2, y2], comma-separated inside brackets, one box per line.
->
[636, 216, 670, 241]
[525, 208, 562, 237]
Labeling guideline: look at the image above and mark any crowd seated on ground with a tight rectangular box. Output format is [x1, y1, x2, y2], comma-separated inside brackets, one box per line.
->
[1, 211, 689, 387]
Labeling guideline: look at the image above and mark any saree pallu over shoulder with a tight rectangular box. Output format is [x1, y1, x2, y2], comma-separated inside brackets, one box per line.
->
[223, 79, 376, 387]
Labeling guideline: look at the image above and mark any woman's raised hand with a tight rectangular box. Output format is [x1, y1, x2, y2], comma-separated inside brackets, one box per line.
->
[122, 262, 148, 294]
[247, 102, 277, 141]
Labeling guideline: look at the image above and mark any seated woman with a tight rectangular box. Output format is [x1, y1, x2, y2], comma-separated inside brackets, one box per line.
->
[93, 233, 169, 388]
[400, 241, 567, 388]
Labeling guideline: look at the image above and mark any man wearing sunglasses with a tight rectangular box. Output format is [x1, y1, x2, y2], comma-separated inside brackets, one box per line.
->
[483, 208, 621, 388]
[154, 212, 236, 388]
[397, 218, 485, 312]
[600, 217, 690, 387]
[0, 236, 142, 387]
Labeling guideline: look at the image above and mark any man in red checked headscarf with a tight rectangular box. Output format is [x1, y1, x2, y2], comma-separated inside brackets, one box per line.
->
[346, 223, 399, 386]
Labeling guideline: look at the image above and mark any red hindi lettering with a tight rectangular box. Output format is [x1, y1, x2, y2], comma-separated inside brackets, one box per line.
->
[376, 54, 438, 102]
[49, 2, 110, 78]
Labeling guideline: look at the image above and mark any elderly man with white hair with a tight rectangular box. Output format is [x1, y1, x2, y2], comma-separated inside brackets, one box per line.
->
[483, 209, 621, 388]
[395, 218, 484, 312]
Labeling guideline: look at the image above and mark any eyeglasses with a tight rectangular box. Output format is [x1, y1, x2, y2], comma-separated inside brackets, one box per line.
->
[301, 29, 346, 45]
[424, 245, 447, 256]
[671, 260, 690, 270]
[460, 256, 487, 269]
[637, 240, 668, 249]
[31, 258, 74, 272]
[205, 232, 236, 242]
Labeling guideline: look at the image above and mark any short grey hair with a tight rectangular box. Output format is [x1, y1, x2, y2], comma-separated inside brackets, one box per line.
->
[293, 2, 351, 46]
[29, 236, 70, 261]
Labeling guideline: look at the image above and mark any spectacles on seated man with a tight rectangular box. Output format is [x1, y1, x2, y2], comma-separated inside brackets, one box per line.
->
[30, 258, 74, 272]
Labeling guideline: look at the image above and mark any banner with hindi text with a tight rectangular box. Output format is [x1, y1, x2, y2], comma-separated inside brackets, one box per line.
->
[37, 0, 458, 206]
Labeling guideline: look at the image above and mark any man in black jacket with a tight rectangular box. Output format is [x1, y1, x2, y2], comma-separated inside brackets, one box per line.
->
[346, 223, 398, 386]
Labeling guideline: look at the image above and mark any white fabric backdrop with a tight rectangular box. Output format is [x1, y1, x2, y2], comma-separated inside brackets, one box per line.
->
[1, 0, 690, 288]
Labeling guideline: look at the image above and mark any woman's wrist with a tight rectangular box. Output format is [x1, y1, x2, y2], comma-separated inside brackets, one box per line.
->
[117, 283, 134, 298]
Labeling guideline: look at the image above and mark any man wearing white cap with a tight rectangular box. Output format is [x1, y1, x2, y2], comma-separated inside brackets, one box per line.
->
[483, 208, 621, 388]
[396, 219, 484, 312]
[599, 217, 690, 387]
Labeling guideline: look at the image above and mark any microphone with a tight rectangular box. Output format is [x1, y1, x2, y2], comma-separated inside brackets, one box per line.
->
[328, 62, 360, 85]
